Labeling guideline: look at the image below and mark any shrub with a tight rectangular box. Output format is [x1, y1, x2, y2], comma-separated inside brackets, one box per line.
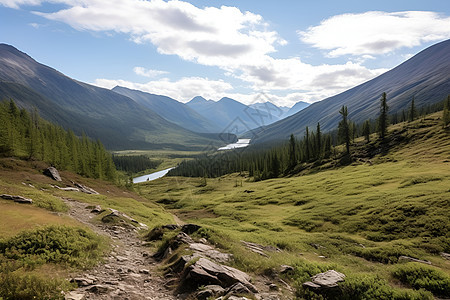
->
[392, 263, 450, 297]
[0, 225, 106, 269]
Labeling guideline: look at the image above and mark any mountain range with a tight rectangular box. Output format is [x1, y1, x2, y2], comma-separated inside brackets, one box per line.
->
[0, 39, 449, 150]
[249, 39, 450, 144]
[0, 44, 234, 150]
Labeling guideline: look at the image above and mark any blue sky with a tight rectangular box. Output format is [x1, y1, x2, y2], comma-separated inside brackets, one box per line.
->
[1, 0, 450, 107]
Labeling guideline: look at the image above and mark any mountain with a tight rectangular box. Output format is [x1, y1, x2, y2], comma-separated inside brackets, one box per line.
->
[283, 101, 309, 118]
[186, 96, 283, 135]
[0, 44, 233, 150]
[250, 39, 450, 143]
[112, 86, 221, 133]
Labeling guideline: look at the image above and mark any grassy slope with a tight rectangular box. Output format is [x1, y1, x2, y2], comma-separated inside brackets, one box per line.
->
[0, 158, 174, 299]
[139, 112, 449, 298]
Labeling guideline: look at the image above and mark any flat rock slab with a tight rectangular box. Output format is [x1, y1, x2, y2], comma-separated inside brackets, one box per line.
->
[304, 270, 345, 289]
[398, 255, 431, 265]
[0, 194, 33, 204]
[190, 243, 233, 263]
[185, 257, 258, 293]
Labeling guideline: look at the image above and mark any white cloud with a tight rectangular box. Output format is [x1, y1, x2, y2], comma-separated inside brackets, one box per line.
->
[298, 11, 450, 57]
[94, 76, 233, 102]
[133, 66, 168, 78]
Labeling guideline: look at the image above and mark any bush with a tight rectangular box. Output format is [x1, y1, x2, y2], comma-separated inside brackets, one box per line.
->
[392, 263, 450, 297]
[0, 225, 106, 268]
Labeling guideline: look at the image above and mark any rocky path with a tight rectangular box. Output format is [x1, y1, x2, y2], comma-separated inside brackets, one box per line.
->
[63, 198, 178, 300]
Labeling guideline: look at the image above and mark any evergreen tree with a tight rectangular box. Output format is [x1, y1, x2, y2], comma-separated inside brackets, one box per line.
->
[288, 134, 296, 170]
[305, 127, 310, 161]
[316, 122, 322, 158]
[377, 92, 389, 140]
[338, 106, 350, 155]
[444, 95, 450, 128]
[323, 134, 331, 159]
[409, 96, 417, 122]
[362, 120, 371, 142]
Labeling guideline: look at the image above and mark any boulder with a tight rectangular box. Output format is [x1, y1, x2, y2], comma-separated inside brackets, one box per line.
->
[279, 265, 294, 274]
[189, 243, 233, 263]
[91, 205, 102, 214]
[153, 232, 194, 260]
[181, 223, 201, 234]
[196, 285, 225, 300]
[73, 182, 99, 194]
[44, 167, 62, 181]
[183, 258, 258, 293]
[0, 194, 33, 204]
[398, 256, 431, 265]
[225, 282, 252, 296]
[303, 270, 345, 289]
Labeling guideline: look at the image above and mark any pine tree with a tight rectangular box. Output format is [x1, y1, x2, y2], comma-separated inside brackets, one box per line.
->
[338, 106, 350, 155]
[323, 134, 331, 158]
[377, 92, 389, 140]
[288, 134, 296, 170]
[316, 122, 322, 158]
[362, 120, 371, 142]
[305, 127, 310, 161]
[443, 95, 450, 128]
[409, 96, 417, 122]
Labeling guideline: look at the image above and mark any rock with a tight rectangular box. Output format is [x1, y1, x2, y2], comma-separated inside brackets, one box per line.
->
[279, 265, 294, 274]
[145, 227, 164, 241]
[73, 182, 99, 194]
[241, 241, 281, 257]
[243, 190, 254, 193]
[87, 284, 112, 294]
[70, 277, 94, 287]
[162, 224, 180, 230]
[225, 282, 252, 296]
[268, 283, 279, 291]
[196, 285, 226, 300]
[139, 269, 150, 274]
[181, 223, 201, 234]
[44, 167, 62, 181]
[303, 270, 345, 289]
[55, 186, 80, 192]
[398, 256, 431, 265]
[154, 232, 194, 260]
[0, 194, 33, 204]
[310, 243, 325, 249]
[91, 205, 102, 214]
[65, 291, 85, 300]
[440, 252, 450, 260]
[183, 258, 258, 293]
[189, 243, 233, 263]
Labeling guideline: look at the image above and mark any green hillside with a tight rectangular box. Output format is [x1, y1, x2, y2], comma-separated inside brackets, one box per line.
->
[139, 112, 450, 299]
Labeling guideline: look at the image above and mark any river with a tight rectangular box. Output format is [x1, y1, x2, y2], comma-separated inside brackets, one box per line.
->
[133, 167, 174, 183]
[218, 139, 251, 150]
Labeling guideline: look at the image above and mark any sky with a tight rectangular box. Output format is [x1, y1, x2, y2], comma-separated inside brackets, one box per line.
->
[1, 0, 450, 108]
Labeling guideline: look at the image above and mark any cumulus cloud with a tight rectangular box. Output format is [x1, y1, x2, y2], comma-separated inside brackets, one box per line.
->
[298, 11, 450, 57]
[94, 76, 233, 102]
[133, 67, 168, 78]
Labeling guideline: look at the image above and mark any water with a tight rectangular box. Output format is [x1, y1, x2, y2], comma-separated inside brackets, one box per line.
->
[133, 167, 174, 183]
[218, 139, 251, 150]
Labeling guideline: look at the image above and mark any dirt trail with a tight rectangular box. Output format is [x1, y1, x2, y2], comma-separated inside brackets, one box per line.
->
[63, 198, 178, 300]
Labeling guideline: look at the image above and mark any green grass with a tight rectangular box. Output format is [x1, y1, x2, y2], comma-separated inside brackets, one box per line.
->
[138, 114, 450, 298]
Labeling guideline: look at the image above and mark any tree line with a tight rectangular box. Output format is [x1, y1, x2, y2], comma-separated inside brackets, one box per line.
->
[0, 99, 116, 181]
[169, 94, 449, 181]
[112, 155, 161, 175]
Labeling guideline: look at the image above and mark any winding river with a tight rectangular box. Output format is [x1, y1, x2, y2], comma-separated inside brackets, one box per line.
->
[132, 167, 174, 183]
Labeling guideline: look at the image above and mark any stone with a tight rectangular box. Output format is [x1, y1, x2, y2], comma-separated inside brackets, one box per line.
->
[189, 243, 233, 263]
[181, 223, 201, 234]
[154, 232, 194, 260]
[44, 167, 62, 181]
[162, 224, 180, 230]
[398, 256, 431, 265]
[65, 291, 85, 300]
[196, 285, 226, 300]
[91, 205, 102, 214]
[241, 241, 281, 257]
[440, 252, 450, 260]
[279, 265, 294, 274]
[0, 194, 33, 204]
[139, 269, 150, 274]
[184, 258, 258, 293]
[304, 270, 345, 289]
[268, 283, 279, 291]
[87, 284, 112, 294]
[70, 277, 94, 287]
[73, 182, 99, 194]
[225, 282, 252, 296]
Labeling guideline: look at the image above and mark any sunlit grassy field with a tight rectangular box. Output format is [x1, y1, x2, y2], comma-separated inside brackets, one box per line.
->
[139, 113, 450, 298]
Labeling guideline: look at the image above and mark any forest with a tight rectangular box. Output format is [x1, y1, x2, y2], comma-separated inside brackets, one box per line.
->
[0, 99, 116, 181]
[169, 95, 450, 181]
